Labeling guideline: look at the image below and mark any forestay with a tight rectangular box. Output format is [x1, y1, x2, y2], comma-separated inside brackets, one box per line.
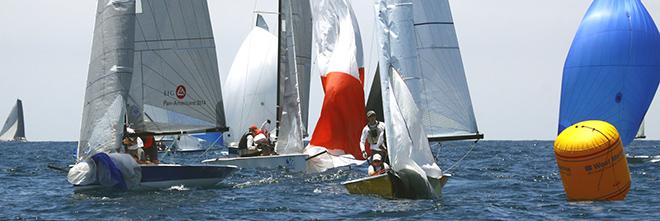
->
[377, 0, 442, 199]
[128, 0, 227, 134]
[223, 15, 278, 145]
[77, 0, 136, 161]
[0, 99, 26, 141]
[558, 0, 660, 145]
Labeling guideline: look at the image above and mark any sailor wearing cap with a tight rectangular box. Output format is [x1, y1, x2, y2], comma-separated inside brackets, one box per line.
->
[360, 110, 387, 160]
[368, 154, 390, 176]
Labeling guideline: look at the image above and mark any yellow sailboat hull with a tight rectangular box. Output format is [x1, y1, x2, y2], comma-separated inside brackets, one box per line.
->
[342, 172, 451, 199]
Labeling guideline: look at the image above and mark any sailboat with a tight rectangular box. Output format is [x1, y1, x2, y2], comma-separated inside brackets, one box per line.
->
[202, 0, 312, 172]
[558, 0, 660, 147]
[67, 0, 237, 192]
[0, 99, 26, 142]
[343, 0, 467, 199]
[635, 120, 646, 139]
[302, 0, 369, 173]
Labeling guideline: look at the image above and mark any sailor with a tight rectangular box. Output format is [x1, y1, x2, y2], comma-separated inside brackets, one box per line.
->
[360, 110, 387, 160]
[140, 134, 159, 164]
[368, 154, 390, 176]
[123, 128, 146, 164]
[238, 125, 259, 152]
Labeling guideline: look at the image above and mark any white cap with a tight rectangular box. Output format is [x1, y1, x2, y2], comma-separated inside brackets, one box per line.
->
[126, 127, 136, 134]
[372, 154, 382, 161]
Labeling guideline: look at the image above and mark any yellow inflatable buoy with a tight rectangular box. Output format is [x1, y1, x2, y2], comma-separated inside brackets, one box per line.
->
[554, 120, 631, 201]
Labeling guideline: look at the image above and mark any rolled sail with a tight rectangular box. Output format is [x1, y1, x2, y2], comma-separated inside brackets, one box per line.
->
[276, 0, 310, 154]
[223, 15, 278, 144]
[377, 0, 443, 199]
[558, 0, 660, 145]
[128, 0, 227, 134]
[0, 99, 26, 141]
[307, 0, 367, 160]
[77, 0, 136, 161]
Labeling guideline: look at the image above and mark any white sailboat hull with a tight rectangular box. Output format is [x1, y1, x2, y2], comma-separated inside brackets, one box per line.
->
[202, 153, 308, 172]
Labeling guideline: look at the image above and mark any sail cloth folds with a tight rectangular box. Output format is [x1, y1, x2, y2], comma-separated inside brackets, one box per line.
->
[409, 0, 479, 140]
[223, 16, 278, 145]
[558, 0, 660, 146]
[129, 0, 226, 134]
[377, 0, 442, 199]
[276, 0, 308, 154]
[306, 0, 367, 162]
[0, 99, 26, 141]
[77, 0, 136, 161]
[289, 0, 313, 136]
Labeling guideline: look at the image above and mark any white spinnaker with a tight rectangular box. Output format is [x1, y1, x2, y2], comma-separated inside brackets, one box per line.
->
[129, 0, 226, 133]
[223, 25, 278, 145]
[411, 0, 479, 139]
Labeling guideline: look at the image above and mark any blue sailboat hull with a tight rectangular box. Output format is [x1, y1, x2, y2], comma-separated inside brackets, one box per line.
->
[73, 164, 238, 192]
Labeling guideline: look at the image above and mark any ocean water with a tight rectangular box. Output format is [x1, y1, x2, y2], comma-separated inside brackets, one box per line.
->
[0, 141, 658, 220]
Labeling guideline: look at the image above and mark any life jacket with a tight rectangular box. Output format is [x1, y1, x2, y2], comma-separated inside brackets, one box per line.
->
[142, 135, 154, 149]
[367, 122, 382, 144]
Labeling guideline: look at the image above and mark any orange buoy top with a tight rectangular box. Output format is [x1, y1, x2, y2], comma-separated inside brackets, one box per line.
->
[555, 120, 619, 158]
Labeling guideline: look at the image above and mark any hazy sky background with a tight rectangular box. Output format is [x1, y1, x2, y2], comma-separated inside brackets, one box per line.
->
[1, 0, 659, 141]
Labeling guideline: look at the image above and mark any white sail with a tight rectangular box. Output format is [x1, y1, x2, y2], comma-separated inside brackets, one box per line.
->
[377, 0, 443, 199]
[275, 0, 308, 154]
[0, 99, 26, 141]
[223, 16, 278, 145]
[636, 120, 646, 139]
[128, 0, 226, 134]
[289, 0, 313, 135]
[77, 0, 136, 161]
[410, 0, 479, 140]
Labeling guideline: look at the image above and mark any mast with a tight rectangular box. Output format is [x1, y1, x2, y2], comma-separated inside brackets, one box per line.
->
[275, 0, 283, 138]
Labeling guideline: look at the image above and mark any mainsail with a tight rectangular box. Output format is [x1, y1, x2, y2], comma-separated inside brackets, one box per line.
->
[306, 0, 367, 160]
[275, 0, 311, 154]
[0, 99, 26, 141]
[377, 0, 443, 199]
[558, 0, 660, 146]
[77, 0, 136, 161]
[407, 0, 480, 141]
[128, 0, 226, 135]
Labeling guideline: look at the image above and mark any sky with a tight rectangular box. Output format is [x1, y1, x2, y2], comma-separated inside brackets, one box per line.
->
[0, 0, 659, 141]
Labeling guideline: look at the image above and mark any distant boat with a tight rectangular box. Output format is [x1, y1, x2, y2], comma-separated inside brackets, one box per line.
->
[342, 0, 471, 199]
[0, 99, 26, 142]
[635, 120, 646, 139]
[203, 0, 312, 172]
[558, 0, 660, 147]
[67, 0, 237, 192]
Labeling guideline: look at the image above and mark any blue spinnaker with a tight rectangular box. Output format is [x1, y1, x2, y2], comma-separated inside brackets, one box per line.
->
[559, 0, 660, 145]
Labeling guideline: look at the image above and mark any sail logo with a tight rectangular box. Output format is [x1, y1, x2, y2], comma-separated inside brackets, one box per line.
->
[176, 85, 186, 100]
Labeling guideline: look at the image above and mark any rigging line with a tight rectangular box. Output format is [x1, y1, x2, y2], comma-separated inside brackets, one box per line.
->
[444, 139, 480, 174]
